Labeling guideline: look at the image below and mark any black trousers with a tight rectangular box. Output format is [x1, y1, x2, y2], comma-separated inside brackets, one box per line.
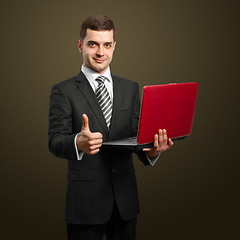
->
[67, 202, 137, 240]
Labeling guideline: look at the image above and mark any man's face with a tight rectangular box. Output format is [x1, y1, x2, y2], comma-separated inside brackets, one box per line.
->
[78, 29, 116, 74]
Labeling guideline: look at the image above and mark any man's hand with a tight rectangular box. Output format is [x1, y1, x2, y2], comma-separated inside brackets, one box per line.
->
[76, 114, 103, 155]
[143, 129, 173, 158]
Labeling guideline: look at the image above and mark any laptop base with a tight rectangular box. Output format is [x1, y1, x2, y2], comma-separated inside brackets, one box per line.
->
[102, 137, 153, 151]
[102, 135, 189, 151]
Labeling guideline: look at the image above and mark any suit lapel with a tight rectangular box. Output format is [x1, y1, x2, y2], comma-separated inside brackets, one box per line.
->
[75, 72, 108, 134]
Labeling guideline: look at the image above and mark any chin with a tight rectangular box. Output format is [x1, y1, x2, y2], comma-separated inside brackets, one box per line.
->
[95, 66, 107, 74]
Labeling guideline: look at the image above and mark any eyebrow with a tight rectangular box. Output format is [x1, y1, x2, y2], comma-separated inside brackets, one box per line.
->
[87, 40, 113, 45]
[87, 40, 98, 45]
[105, 42, 113, 45]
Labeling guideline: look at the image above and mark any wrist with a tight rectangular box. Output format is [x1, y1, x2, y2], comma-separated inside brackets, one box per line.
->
[147, 152, 159, 159]
[76, 133, 83, 151]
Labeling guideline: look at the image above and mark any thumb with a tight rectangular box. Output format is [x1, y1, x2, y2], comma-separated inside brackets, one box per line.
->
[81, 114, 90, 131]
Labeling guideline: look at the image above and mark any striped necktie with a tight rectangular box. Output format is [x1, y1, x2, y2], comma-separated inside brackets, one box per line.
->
[95, 75, 112, 128]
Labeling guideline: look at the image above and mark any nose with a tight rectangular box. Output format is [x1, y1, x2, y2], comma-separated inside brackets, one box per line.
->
[96, 46, 104, 56]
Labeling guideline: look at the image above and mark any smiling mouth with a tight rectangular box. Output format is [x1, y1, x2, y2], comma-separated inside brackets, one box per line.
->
[93, 58, 105, 63]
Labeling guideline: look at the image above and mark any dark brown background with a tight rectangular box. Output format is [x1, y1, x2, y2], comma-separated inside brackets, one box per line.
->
[1, 0, 239, 239]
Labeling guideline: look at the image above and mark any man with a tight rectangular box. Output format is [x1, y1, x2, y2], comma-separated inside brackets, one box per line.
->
[48, 15, 173, 240]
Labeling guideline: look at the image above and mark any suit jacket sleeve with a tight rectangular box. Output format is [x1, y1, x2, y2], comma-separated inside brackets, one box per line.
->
[48, 85, 79, 160]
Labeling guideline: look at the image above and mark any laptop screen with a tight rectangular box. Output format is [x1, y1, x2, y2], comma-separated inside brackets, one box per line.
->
[137, 82, 198, 144]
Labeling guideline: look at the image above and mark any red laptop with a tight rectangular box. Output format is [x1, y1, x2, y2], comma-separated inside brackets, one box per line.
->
[102, 82, 198, 151]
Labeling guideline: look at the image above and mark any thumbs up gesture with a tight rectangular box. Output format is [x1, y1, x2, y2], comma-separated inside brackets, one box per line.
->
[76, 114, 103, 155]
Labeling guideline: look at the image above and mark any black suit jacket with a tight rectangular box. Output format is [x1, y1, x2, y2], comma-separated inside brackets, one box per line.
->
[48, 71, 151, 225]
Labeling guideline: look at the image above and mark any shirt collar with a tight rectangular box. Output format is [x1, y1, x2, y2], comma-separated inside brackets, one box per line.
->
[81, 65, 112, 84]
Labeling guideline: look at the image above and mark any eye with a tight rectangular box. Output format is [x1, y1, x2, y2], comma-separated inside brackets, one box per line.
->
[105, 43, 112, 48]
[88, 42, 96, 47]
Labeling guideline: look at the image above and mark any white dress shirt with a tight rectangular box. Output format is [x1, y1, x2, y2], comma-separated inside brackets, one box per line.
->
[74, 65, 159, 166]
[81, 65, 113, 101]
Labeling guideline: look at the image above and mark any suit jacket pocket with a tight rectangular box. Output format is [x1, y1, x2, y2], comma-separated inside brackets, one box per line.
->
[68, 169, 96, 181]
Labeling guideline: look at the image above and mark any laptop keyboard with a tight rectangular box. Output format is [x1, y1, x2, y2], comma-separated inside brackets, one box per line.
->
[106, 137, 137, 146]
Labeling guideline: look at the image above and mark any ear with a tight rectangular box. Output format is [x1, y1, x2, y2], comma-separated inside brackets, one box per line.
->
[77, 40, 83, 53]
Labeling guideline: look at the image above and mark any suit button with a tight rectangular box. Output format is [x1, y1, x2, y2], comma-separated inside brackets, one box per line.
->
[112, 168, 116, 173]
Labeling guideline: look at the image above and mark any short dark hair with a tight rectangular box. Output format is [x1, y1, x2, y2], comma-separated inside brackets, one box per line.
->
[80, 15, 116, 41]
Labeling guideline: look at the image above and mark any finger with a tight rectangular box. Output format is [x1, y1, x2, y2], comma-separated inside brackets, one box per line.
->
[89, 143, 102, 151]
[163, 129, 168, 145]
[142, 148, 151, 152]
[89, 138, 103, 146]
[81, 114, 90, 131]
[153, 134, 159, 148]
[89, 132, 103, 140]
[158, 129, 163, 146]
[168, 138, 174, 146]
[89, 148, 100, 155]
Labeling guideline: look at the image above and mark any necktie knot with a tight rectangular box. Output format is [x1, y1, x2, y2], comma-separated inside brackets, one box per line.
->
[96, 75, 107, 85]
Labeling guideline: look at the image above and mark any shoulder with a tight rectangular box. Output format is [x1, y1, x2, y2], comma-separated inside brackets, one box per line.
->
[49, 72, 85, 100]
[52, 72, 82, 90]
[50, 72, 88, 98]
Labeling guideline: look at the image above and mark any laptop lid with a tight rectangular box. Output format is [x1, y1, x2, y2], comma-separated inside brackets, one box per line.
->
[137, 82, 198, 144]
